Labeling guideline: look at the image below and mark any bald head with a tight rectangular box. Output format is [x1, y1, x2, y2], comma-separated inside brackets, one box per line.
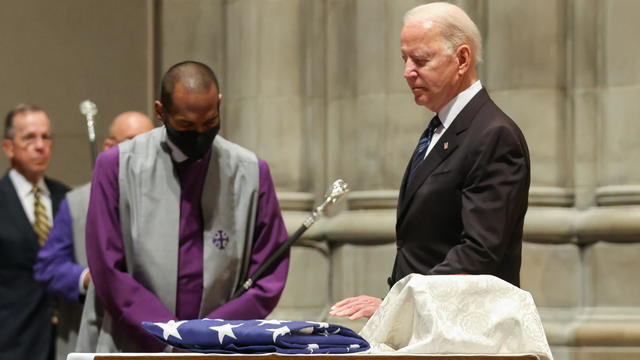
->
[404, 2, 482, 64]
[160, 61, 220, 115]
[103, 111, 154, 150]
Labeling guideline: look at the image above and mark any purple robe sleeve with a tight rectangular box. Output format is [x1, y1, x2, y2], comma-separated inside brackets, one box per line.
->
[86, 147, 175, 352]
[206, 159, 290, 320]
[34, 199, 86, 303]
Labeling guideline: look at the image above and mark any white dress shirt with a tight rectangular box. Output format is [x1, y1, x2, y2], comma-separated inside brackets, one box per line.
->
[8, 168, 53, 225]
[424, 80, 483, 158]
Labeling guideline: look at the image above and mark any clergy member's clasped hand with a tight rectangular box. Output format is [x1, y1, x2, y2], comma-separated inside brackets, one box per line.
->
[329, 295, 382, 320]
[82, 271, 92, 290]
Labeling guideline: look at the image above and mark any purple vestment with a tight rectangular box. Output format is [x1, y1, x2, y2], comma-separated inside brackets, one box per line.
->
[86, 146, 289, 351]
[34, 199, 86, 302]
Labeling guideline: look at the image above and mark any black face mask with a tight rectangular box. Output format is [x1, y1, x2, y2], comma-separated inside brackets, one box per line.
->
[165, 121, 220, 161]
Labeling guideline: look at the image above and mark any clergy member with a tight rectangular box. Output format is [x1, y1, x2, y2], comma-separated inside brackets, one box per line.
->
[79, 61, 290, 352]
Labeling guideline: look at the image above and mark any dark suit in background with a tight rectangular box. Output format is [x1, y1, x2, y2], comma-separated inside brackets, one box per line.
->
[391, 88, 530, 287]
[0, 174, 69, 360]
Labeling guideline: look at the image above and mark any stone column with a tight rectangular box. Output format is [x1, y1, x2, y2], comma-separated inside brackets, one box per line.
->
[572, 1, 640, 358]
[225, 0, 309, 192]
[327, 0, 428, 193]
[570, 0, 599, 210]
[222, 0, 332, 320]
[484, 0, 572, 207]
[157, 0, 226, 89]
[594, 0, 640, 205]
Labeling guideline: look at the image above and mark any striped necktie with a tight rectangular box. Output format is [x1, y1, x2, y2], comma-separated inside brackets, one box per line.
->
[33, 186, 51, 246]
[409, 115, 442, 180]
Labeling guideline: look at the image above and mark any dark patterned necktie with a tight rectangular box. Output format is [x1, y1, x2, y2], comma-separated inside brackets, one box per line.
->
[409, 115, 442, 180]
[33, 186, 51, 246]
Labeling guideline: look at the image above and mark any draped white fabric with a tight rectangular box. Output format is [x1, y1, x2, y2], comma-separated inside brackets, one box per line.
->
[360, 274, 553, 360]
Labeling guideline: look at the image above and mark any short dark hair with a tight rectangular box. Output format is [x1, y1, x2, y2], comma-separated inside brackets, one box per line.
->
[4, 104, 43, 139]
[159, 61, 220, 114]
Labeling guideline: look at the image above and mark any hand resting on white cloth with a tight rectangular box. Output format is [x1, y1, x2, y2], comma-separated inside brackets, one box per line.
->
[359, 274, 553, 360]
[329, 295, 382, 320]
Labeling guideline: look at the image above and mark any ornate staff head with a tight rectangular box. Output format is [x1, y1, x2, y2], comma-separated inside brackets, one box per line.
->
[316, 179, 350, 215]
[79, 100, 97, 142]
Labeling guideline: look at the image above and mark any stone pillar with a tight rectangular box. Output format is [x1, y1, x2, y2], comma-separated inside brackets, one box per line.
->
[570, 0, 599, 210]
[225, 0, 307, 192]
[484, 0, 572, 207]
[221, 0, 332, 320]
[157, 0, 226, 89]
[595, 0, 640, 205]
[327, 0, 428, 193]
[573, 1, 640, 359]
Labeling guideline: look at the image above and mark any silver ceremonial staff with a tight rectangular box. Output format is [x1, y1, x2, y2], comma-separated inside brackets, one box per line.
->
[231, 179, 350, 300]
[79, 100, 98, 169]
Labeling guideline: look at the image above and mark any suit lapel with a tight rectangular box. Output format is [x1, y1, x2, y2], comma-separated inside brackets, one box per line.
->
[45, 177, 65, 214]
[0, 173, 34, 235]
[396, 156, 412, 217]
[396, 88, 491, 226]
[396, 130, 461, 224]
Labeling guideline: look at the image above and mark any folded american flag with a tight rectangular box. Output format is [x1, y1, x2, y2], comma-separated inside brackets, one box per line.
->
[141, 319, 370, 354]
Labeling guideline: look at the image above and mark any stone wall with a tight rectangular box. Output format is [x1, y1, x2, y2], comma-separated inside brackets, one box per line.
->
[2, 1, 640, 359]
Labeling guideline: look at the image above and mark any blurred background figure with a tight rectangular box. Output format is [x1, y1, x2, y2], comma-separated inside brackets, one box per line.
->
[34, 111, 154, 360]
[0, 104, 70, 360]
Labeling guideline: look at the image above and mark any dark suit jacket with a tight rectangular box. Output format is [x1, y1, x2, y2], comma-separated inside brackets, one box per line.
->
[0, 172, 69, 360]
[391, 88, 530, 287]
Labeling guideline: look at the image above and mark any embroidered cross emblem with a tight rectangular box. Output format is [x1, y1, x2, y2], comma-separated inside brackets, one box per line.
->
[212, 230, 229, 249]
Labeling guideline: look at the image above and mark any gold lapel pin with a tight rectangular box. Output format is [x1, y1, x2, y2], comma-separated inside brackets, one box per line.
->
[444, 142, 449, 150]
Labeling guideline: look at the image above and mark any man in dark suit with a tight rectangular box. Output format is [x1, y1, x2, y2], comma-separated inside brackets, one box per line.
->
[330, 2, 530, 320]
[0, 104, 70, 360]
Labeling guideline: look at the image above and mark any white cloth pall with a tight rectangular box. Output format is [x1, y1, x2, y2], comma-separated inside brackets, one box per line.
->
[360, 274, 553, 360]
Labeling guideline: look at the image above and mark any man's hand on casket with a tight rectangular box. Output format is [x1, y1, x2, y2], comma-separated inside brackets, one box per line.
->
[329, 295, 382, 320]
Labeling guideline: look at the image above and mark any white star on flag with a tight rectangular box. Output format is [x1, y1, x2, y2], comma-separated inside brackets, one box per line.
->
[256, 319, 287, 326]
[306, 321, 329, 328]
[209, 323, 243, 343]
[154, 320, 187, 340]
[266, 325, 291, 342]
[306, 343, 319, 353]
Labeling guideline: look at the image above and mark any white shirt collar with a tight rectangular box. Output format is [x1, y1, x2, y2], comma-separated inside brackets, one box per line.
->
[437, 80, 483, 130]
[8, 168, 49, 197]
[163, 127, 189, 163]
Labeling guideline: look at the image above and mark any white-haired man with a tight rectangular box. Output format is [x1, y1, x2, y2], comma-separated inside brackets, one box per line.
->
[331, 2, 530, 320]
